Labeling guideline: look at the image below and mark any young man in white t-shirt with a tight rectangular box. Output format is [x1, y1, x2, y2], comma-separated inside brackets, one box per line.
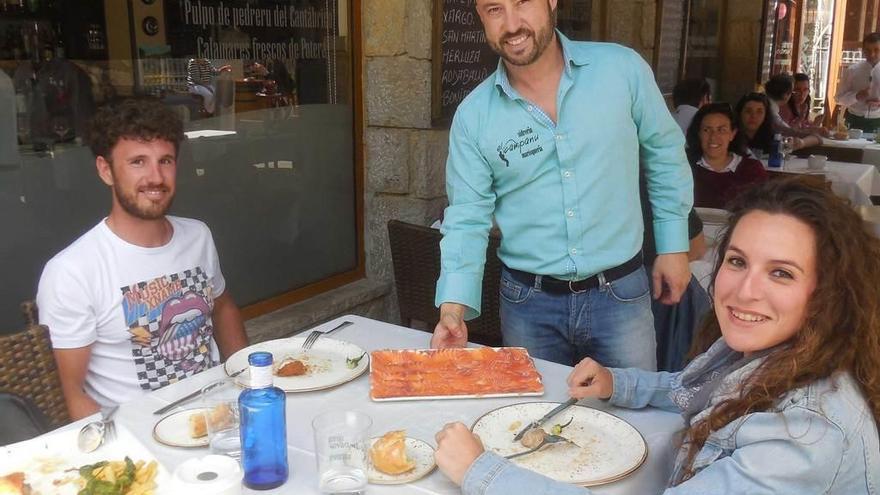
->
[36, 99, 248, 420]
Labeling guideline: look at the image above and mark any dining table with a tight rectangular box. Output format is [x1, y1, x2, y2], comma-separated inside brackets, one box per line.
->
[815, 135, 880, 169]
[50, 315, 685, 494]
[765, 157, 880, 206]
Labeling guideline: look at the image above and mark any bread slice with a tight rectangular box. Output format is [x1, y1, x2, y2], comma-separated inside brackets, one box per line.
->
[369, 430, 415, 475]
[189, 412, 207, 439]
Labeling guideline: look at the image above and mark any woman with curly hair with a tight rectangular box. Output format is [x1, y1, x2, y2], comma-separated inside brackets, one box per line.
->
[433, 177, 880, 494]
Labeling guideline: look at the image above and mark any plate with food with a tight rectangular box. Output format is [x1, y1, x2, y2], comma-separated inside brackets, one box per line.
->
[224, 336, 369, 392]
[367, 430, 436, 484]
[0, 422, 168, 494]
[152, 408, 210, 448]
[472, 402, 647, 486]
[369, 347, 544, 401]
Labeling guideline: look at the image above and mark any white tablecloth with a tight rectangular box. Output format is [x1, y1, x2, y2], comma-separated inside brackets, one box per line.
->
[819, 137, 875, 149]
[58, 316, 684, 494]
[770, 158, 880, 206]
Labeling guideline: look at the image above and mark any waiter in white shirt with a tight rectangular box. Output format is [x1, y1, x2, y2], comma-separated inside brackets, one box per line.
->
[836, 32, 880, 133]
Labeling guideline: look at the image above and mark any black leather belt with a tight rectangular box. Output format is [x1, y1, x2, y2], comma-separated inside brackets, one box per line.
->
[504, 252, 643, 294]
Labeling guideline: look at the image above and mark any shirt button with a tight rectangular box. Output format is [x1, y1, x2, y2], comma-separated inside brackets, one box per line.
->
[555, 134, 563, 140]
[567, 209, 575, 217]
[563, 170, 572, 178]
[570, 248, 577, 255]
[527, 105, 534, 112]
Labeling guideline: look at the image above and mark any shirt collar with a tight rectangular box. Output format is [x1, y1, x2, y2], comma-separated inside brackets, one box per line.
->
[698, 153, 743, 173]
[494, 30, 589, 99]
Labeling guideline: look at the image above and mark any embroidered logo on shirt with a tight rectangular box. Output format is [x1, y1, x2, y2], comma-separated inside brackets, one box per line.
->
[496, 126, 543, 166]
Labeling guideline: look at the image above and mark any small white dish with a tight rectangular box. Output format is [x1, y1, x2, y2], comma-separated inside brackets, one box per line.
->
[367, 436, 436, 484]
[153, 408, 210, 448]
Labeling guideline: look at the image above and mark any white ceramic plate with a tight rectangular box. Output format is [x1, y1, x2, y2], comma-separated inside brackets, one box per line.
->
[472, 402, 647, 486]
[0, 422, 171, 494]
[224, 336, 369, 392]
[153, 408, 209, 448]
[367, 436, 436, 484]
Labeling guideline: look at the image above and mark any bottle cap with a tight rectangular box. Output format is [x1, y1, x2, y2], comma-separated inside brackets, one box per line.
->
[248, 351, 273, 367]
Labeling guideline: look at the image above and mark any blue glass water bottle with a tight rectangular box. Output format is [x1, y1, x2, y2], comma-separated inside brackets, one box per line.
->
[768, 133, 783, 168]
[240, 351, 288, 490]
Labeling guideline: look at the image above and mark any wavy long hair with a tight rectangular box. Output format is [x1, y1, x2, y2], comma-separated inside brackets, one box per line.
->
[678, 177, 880, 483]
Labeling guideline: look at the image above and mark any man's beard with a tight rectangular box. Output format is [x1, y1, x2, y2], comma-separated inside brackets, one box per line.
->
[488, 7, 556, 66]
[114, 184, 173, 220]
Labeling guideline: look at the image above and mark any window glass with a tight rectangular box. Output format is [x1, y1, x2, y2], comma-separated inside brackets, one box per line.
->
[0, 0, 357, 330]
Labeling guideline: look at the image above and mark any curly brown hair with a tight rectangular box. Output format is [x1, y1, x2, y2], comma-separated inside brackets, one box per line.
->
[679, 176, 880, 482]
[86, 98, 185, 161]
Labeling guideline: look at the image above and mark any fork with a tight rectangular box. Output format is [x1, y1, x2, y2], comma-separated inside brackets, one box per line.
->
[301, 320, 354, 350]
[504, 433, 578, 460]
[102, 405, 119, 443]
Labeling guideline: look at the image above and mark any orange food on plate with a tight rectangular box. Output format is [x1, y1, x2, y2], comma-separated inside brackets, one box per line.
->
[369, 347, 544, 399]
[0, 472, 29, 494]
[369, 430, 415, 475]
[275, 358, 308, 377]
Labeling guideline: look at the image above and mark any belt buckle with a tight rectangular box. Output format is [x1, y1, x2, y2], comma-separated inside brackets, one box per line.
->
[568, 279, 586, 294]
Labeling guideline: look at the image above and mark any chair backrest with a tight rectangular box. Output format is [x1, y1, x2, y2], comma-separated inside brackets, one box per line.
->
[387, 220, 502, 347]
[0, 391, 51, 444]
[0, 302, 70, 427]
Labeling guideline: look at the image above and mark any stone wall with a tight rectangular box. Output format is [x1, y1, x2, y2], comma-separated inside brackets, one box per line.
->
[362, 0, 450, 324]
[602, 0, 657, 63]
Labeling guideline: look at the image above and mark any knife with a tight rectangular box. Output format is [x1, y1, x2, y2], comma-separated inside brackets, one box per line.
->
[512, 397, 578, 442]
[153, 367, 246, 415]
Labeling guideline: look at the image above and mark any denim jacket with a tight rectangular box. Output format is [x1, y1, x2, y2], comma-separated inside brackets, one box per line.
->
[462, 339, 879, 495]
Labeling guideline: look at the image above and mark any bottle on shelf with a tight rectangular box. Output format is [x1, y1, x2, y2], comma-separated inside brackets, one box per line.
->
[768, 133, 783, 169]
[239, 352, 289, 490]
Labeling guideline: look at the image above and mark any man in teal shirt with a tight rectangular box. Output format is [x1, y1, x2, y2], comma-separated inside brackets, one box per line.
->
[431, 0, 693, 369]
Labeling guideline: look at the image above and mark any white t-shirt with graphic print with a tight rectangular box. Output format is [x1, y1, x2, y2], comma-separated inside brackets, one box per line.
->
[37, 216, 226, 407]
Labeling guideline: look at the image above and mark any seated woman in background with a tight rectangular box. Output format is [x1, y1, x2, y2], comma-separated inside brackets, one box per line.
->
[736, 92, 774, 155]
[781, 73, 824, 130]
[434, 177, 880, 495]
[687, 102, 767, 208]
[764, 74, 828, 141]
[735, 92, 820, 157]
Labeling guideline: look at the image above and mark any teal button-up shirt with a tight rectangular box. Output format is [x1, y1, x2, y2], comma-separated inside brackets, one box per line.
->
[436, 33, 693, 320]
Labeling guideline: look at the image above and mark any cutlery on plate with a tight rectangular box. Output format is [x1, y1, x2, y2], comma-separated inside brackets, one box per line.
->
[512, 397, 579, 442]
[301, 320, 354, 350]
[504, 432, 578, 460]
[152, 367, 246, 415]
[77, 405, 119, 453]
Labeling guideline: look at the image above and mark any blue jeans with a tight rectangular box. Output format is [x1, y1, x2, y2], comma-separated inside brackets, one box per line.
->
[499, 266, 657, 370]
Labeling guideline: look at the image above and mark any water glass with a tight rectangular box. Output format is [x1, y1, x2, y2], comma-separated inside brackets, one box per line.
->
[201, 378, 241, 458]
[312, 410, 372, 494]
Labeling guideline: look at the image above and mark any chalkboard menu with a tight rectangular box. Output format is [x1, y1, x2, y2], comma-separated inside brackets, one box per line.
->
[432, 0, 498, 126]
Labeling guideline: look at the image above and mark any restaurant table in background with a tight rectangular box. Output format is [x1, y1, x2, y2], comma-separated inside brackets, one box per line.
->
[63, 315, 684, 495]
[814, 136, 880, 169]
[856, 205, 880, 237]
[763, 157, 880, 206]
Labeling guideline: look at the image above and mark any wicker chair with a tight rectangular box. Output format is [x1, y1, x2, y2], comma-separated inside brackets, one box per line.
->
[387, 220, 502, 347]
[0, 301, 70, 428]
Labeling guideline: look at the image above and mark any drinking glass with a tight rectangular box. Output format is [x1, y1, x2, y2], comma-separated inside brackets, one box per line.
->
[781, 136, 795, 169]
[312, 410, 371, 494]
[201, 378, 241, 458]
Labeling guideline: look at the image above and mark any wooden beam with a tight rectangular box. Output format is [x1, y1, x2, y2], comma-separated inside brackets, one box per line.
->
[858, 0, 868, 42]
[825, 0, 850, 127]
[871, 0, 880, 33]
